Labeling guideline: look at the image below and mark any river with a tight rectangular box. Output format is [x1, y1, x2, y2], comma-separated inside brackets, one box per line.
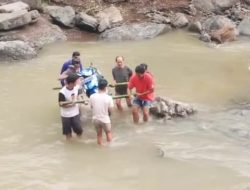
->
[0, 31, 250, 190]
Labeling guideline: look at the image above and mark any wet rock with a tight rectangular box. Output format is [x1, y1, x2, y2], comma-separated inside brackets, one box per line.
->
[149, 96, 196, 119]
[99, 22, 171, 41]
[48, 6, 75, 28]
[238, 17, 250, 36]
[244, 0, 250, 5]
[188, 21, 202, 33]
[203, 16, 237, 43]
[0, 40, 37, 61]
[96, 6, 123, 32]
[75, 12, 98, 32]
[199, 31, 211, 42]
[0, 1, 29, 13]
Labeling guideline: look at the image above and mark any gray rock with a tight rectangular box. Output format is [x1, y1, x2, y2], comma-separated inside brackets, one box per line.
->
[149, 96, 196, 119]
[171, 13, 189, 28]
[0, 40, 37, 61]
[191, 0, 215, 12]
[146, 13, 171, 24]
[96, 6, 123, 32]
[0, 1, 29, 13]
[99, 22, 171, 41]
[203, 16, 235, 31]
[103, 0, 126, 2]
[48, 6, 75, 28]
[188, 21, 202, 33]
[192, 0, 238, 13]
[0, 10, 32, 31]
[214, 0, 238, 11]
[199, 32, 211, 42]
[75, 12, 98, 32]
[0, 17, 66, 50]
[0, 0, 42, 10]
[203, 16, 237, 43]
[238, 17, 250, 36]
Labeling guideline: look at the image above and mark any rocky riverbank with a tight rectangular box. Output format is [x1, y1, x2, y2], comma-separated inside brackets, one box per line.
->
[1, 0, 250, 61]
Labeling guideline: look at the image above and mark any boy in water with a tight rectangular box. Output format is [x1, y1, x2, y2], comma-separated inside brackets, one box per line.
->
[90, 79, 114, 146]
[58, 74, 83, 140]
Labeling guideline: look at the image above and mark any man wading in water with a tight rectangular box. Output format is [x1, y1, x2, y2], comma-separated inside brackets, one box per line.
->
[128, 64, 155, 123]
[112, 56, 133, 111]
[90, 79, 114, 146]
[58, 74, 83, 140]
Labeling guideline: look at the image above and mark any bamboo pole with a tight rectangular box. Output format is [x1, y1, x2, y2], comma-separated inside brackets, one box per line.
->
[60, 100, 88, 106]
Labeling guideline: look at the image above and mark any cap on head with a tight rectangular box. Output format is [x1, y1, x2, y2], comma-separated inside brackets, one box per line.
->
[66, 73, 79, 84]
[135, 64, 146, 74]
[98, 78, 108, 90]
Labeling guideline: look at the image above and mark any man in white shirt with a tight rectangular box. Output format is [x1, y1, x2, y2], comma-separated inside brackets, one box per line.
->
[90, 79, 114, 146]
[58, 74, 83, 140]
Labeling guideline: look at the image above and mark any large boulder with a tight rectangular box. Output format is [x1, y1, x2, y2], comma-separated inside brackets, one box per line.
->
[48, 6, 75, 28]
[95, 6, 123, 32]
[0, 17, 67, 50]
[75, 12, 98, 32]
[192, 0, 239, 12]
[149, 97, 196, 120]
[0, 1, 29, 13]
[191, 0, 215, 12]
[171, 13, 189, 28]
[0, 0, 42, 10]
[203, 16, 237, 43]
[0, 10, 40, 31]
[99, 22, 171, 41]
[0, 40, 37, 61]
[244, 0, 250, 5]
[238, 17, 250, 36]
[21, 0, 42, 10]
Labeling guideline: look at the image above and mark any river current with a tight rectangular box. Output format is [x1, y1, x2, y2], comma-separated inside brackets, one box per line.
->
[0, 31, 250, 190]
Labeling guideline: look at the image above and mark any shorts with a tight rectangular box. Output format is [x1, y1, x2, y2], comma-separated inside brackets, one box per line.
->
[61, 115, 83, 136]
[133, 97, 152, 108]
[93, 119, 111, 133]
[115, 86, 128, 95]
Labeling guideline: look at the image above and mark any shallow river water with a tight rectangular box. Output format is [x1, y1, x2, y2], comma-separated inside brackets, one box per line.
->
[0, 31, 250, 190]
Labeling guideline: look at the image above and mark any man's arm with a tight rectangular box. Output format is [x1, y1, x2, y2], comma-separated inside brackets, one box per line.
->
[59, 92, 76, 107]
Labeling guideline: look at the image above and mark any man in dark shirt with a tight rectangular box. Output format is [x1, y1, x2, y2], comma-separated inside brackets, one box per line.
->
[60, 51, 83, 86]
[112, 56, 133, 111]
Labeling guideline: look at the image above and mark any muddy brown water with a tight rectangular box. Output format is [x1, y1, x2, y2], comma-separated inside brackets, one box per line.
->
[0, 31, 250, 190]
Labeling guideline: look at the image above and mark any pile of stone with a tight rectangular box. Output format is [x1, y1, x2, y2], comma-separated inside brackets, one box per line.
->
[149, 96, 196, 120]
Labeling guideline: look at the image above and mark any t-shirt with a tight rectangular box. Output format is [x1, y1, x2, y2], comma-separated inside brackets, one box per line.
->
[112, 66, 132, 94]
[90, 92, 114, 124]
[128, 73, 154, 101]
[59, 86, 80, 117]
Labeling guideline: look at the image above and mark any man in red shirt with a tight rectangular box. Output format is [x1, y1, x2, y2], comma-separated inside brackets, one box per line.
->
[128, 64, 154, 123]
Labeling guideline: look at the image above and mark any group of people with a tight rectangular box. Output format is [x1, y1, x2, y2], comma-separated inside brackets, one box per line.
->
[58, 52, 155, 146]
